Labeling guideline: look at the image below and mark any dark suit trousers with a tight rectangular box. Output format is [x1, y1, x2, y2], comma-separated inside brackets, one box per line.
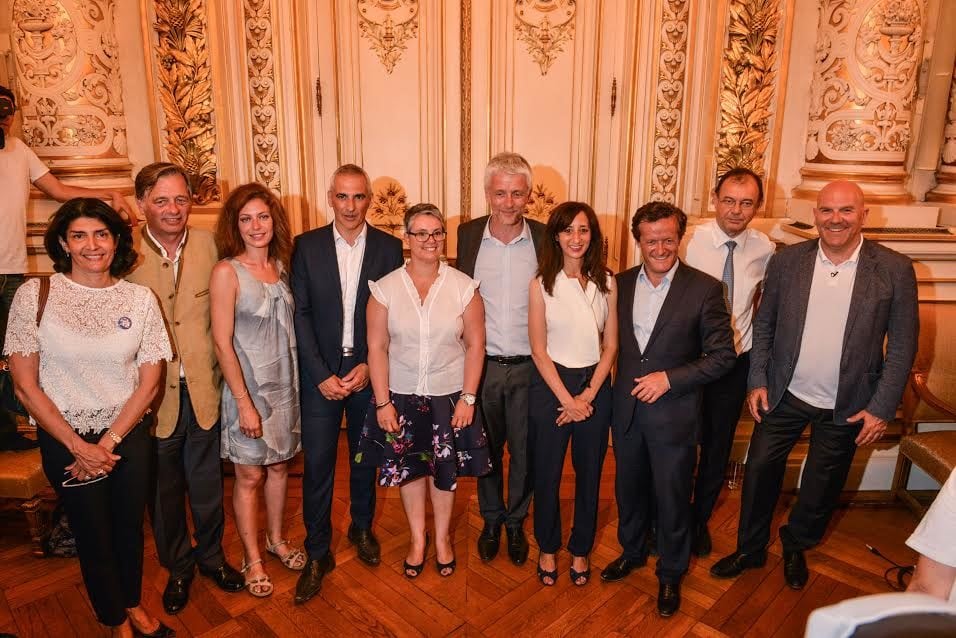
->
[477, 359, 534, 527]
[301, 355, 375, 559]
[40, 423, 150, 626]
[612, 414, 696, 584]
[693, 351, 750, 525]
[737, 391, 861, 554]
[150, 383, 226, 579]
[530, 365, 610, 555]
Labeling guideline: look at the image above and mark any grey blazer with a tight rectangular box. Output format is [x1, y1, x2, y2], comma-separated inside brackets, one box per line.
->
[748, 238, 919, 424]
[455, 215, 546, 277]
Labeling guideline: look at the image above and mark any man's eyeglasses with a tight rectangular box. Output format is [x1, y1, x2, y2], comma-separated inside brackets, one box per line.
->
[407, 230, 447, 242]
[718, 197, 756, 211]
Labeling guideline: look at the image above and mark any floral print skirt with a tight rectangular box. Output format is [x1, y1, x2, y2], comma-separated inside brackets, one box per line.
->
[355, 391, 492, 491]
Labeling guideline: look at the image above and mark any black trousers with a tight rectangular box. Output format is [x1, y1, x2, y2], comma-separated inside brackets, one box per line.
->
[0, 273, 25, 441]
[693, 351, 750, 525]
[39, 422, 151, 626]
[477, 359, 534, 527]
[737, 391, 861, 554]
[301, 355, 375, 560]
[150, 383, 226, 579]
[531, 364, 609, 555]
[612, 416, 696, 584]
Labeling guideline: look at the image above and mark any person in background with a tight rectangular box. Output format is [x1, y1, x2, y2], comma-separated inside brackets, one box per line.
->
[906, 467, 956, 602]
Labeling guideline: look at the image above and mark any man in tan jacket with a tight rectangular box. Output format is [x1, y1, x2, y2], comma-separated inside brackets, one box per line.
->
[126, 163, 242, 614]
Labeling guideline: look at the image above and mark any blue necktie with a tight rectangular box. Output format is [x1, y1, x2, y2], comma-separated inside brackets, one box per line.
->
[722, 240, 737, 311]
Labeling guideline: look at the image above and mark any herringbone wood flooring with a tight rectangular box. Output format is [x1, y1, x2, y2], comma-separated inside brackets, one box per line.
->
[0, 437, 922, 637]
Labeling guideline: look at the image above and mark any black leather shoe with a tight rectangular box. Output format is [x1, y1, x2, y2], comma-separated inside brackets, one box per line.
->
[505, 525, 529, 566]
[710, 550, 768, 579]
[294, 552, 336, 604]
[657, 582, 681, 617]
[347, 523, 381, 566]
[693, 523, 712, 557]
[477, 522, 502, 562]
[198, 562, 243, 593]
[162, 576, 193, 615]
[783, 548, 808, 590]
[132, 620, 176, 638]
[600, 555, 647, 582]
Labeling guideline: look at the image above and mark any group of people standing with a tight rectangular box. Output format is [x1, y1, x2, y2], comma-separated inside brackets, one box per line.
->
[2, 143, 920, 635]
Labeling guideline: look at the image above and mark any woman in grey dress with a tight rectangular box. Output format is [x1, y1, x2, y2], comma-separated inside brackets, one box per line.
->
[211, 183, 302, 598]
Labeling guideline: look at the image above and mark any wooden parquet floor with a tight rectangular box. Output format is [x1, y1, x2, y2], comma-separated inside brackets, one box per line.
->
[0, 437, 923, 638]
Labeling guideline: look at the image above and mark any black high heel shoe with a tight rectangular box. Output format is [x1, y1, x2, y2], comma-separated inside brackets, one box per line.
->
[404, 534, 430, 579]
[132, 619, 176, 638]
[570, 555, 591, 586]
[537, 553, 558, 586]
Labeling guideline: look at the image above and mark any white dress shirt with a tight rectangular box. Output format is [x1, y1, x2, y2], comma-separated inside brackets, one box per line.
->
[146, 225, 188, 376]
[788, 239, 863, 409]
[473, 219, 538, 356]
[539, 272, 612, 368]
[633, 261, 679, 351]
[333, 222, 368, 349]
[369, 262, 479, 396]
[682, 220, 774, 353]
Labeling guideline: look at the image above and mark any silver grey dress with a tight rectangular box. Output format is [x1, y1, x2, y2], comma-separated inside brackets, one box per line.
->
[220, 259, 301, 465]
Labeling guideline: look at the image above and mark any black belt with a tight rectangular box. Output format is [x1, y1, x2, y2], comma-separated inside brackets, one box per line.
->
[485, 354, 531, 365]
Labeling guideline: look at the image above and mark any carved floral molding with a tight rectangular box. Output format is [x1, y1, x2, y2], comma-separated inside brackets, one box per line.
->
[11, 0, 128, 158]
[369, 181, 408, 237]
[650, 0, 689, 203]
[941, 65, 956, 167]
[515, 0, 576, 76]
[715, 0, 780, 179]
[152, 0, 220, 204]
[244, 0, 281, 193]
[805, 0, 924, 163]
[526, 182, 559, 222]
[358, 0, 419, 74]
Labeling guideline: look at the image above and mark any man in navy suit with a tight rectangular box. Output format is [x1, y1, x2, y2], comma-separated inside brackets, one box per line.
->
[711, 181, 919, 591]
[291, 164, 404, 603]
[601, 201, 736, 617]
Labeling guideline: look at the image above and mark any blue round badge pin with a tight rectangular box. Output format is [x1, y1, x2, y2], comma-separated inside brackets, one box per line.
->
[117, 316, 132, 330]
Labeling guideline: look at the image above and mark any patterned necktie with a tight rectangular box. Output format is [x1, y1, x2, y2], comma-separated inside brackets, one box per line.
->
[722, 240, 737, 311]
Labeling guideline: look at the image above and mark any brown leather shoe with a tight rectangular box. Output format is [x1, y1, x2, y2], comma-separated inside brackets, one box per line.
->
[347, 524, 381, 566]
[294, 552, 335, 604]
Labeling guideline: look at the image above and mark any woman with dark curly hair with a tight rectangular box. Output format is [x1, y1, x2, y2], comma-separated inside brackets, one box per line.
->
[528, 201, 617, 587]
[4, 198, 174, 637]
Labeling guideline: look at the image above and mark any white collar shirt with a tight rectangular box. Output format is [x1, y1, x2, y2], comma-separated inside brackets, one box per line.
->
[333, 222, 368, 349]
[145, 225, 188, 283]
[633, 261, 679, 352]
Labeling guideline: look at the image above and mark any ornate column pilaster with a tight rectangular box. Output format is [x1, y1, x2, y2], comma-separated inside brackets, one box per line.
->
[10, 0, 132, 184]
[795, 0, 925, 203]
[926, 65, 956, 204]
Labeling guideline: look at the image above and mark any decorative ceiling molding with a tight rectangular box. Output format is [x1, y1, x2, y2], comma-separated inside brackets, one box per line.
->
[152, 0, 221, 204]
[650, 0, 689, 204]
[243, 0, 281, 193]
[715, 0, 781, 179]
[514, 0, 576, 76]
[357, 0, 419, 74]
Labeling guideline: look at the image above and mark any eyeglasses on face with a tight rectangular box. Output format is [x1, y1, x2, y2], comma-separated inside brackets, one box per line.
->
[718, 197, 756, 211]
[407, 229, 447, 242]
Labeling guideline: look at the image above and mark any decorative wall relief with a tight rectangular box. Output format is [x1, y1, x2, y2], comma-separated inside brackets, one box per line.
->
[358, 0, 419, 74]
[526, 182, 558, 222]
[152, 0, 220, 204]
[514, 0, 576, 76]
[804, 0, 924, 163]
[715, 0, 780, 179]
[244, 0, 281, 193]
[942, 66, 956, 167]
[369, 181, 408, 237]
[649, 0, 689, 203]
[460, 0, 472, 220]
[11, 0, 129, 159]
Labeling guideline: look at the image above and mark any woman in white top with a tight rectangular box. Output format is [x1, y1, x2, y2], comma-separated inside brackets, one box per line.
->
[906, 468, 956, 601]
[528, 201, 618, 587]
[361, 203, 491, 579]
[5, 199, 173, 638]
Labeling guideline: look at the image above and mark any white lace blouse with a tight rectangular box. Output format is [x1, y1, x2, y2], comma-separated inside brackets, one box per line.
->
[4, 274, 173, 434]
[369, 263, 479, 396]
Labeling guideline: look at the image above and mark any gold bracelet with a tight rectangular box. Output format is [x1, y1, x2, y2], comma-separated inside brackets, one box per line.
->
[233, 389, 249, 400]
[106, 429, 122, 445]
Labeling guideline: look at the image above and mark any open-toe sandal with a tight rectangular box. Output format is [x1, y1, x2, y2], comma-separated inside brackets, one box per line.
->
[436, 554, 457, 577]
[241, 559, 274, 598]
[266, 538, 307, 571]
[537, 554, 558, 586]
[570, 555, 591, 586]
[404, 535, 429, 579]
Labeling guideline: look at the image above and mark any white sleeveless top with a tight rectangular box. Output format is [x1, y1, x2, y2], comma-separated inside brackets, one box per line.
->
[539, 271, 611, 368]
[369, 263, 479, 396]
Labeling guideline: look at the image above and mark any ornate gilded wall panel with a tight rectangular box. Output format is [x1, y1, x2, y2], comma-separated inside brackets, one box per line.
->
[514, 0, 576, 76]
[357, 0, 419, 74]
[151, 0, 220, 203]
[460, 0, 472, 221]
[11, 0, 129, 161]
[927, 64, 956, 203]
[369, 180, 408, 237]
[649, 0, 689, 203]
[244, 0, 281, 193]
[714, 0, 781, 179]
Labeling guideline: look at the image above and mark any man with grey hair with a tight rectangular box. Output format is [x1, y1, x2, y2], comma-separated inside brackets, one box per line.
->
[457, 152, 545, 565]
[291, 163, 403, 603]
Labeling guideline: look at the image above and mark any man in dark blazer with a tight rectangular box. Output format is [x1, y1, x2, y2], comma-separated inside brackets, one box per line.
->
[456, 152, 545, 565]
[291, 164, 404, 604]
[711, 180, 919, 591]
[601, 201, 736, 617]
